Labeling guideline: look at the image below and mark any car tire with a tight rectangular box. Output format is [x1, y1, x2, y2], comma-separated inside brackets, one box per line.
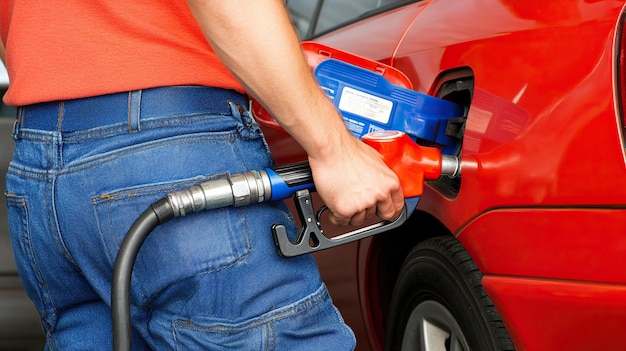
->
[385, 236, 515, 351]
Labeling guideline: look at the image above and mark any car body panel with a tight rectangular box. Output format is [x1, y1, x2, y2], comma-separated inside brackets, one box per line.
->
[302, 3, 427, 75]
[392, 3, 626, 348]
[483, 275, 626, 351]
[461, 208, 626, 283]
[259, 0, 626, 350]
[401, 0, 626, 230]
[462, 208, 626, 350]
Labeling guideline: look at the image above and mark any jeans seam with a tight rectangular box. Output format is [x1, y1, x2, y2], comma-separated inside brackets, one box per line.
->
[6, 194, 60, 335]
[90, 171, 230, 208]
[51, 176, 80, 269]
[59, 132, 237, 175]
[64, 113, 235, 143]
[15, 113, 237, 144]
[173, 283, 329, 334]
[265, 322, 274, 351]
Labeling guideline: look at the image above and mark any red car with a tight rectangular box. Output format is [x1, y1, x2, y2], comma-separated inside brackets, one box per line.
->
[256, 1, 626, 350]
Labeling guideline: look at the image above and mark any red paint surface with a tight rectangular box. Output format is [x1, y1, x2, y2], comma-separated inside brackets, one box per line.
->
[257, 1, 626, 350]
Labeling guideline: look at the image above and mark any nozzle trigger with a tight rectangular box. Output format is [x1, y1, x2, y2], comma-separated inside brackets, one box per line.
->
[272, 189, 410, 257]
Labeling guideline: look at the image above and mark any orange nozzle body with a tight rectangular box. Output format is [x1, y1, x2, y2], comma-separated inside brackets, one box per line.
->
[362, 131, 442, 198]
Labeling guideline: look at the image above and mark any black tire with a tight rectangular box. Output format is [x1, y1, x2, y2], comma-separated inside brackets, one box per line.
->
[385, 236, 515, 351]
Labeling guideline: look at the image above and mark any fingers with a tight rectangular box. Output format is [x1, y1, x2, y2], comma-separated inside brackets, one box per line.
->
[327, 210, 357, 227]
[365, 206, 378, 221]
[327, 205, 371, 226]
[376, 188, 405, 221]
[328, 192, 404, 227]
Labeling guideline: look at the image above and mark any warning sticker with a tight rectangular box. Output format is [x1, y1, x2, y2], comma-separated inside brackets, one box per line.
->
[338, 87, 392, 124]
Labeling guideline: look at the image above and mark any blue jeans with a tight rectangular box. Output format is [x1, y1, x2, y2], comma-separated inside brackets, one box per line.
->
[4, 86, 356, 350]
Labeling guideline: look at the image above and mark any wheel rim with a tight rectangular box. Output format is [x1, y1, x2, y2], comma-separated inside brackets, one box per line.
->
[401, 300, 471, 351]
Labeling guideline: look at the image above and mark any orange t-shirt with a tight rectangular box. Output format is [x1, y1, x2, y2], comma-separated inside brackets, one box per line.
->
[0, 1, 245, 106]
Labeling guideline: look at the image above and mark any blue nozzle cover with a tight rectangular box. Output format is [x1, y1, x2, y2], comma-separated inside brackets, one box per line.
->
[314, 59, 464, 153]
[265, 163, 315, 201]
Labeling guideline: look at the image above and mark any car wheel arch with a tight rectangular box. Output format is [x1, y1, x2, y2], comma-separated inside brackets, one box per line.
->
[357, 210, 454, 348]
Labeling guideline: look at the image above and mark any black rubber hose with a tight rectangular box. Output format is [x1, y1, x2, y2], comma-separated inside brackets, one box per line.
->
[112, 197, 174, 351]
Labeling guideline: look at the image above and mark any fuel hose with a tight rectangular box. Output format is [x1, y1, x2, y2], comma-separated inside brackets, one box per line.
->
[112, 198, 174, 351]
[111, 163, 312, 351]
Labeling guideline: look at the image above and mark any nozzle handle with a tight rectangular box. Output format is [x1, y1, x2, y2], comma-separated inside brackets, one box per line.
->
[272, 189, 411, 257]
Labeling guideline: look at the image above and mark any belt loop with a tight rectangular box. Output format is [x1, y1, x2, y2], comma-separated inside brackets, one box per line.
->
[128, 90, 142, 132]
[228, 101, 241, 120]
[11, 107, 22, 139]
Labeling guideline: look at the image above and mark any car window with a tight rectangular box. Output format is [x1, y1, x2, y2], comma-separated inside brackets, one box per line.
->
[0, 64, 14, 118]
[286, 0, 417, 39]
[286, 0, 319, 39]
[0, 89, 15, 118]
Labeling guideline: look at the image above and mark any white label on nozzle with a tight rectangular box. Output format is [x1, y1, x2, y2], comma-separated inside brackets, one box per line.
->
[363, 130, 404, 140]
[338, 87, 392, 124]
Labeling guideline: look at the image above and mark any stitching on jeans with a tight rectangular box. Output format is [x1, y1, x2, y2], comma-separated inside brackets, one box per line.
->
[173, 284, 329, 333]
[57, 112, 236, 143]
[265, 323, 274, 351]
[59, 132, 237, 174]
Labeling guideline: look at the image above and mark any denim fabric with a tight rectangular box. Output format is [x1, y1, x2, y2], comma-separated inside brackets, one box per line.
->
[4, 87, 356, 350]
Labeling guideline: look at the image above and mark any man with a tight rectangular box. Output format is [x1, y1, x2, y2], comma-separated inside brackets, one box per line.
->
[1, 1, 403, 349]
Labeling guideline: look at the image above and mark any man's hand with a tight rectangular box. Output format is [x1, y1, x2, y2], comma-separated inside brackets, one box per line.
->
[309, 133, 404, 227]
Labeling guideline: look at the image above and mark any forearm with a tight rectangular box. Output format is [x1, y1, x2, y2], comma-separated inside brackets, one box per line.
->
[186, 0, 353, 162]
[186, 0, 404, 225]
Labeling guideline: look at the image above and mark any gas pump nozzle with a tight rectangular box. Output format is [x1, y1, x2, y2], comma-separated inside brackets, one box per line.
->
[162, 130, 460, 257]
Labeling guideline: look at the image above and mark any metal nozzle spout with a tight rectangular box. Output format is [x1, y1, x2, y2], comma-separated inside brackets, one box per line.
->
[441, 155, 461, 178]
